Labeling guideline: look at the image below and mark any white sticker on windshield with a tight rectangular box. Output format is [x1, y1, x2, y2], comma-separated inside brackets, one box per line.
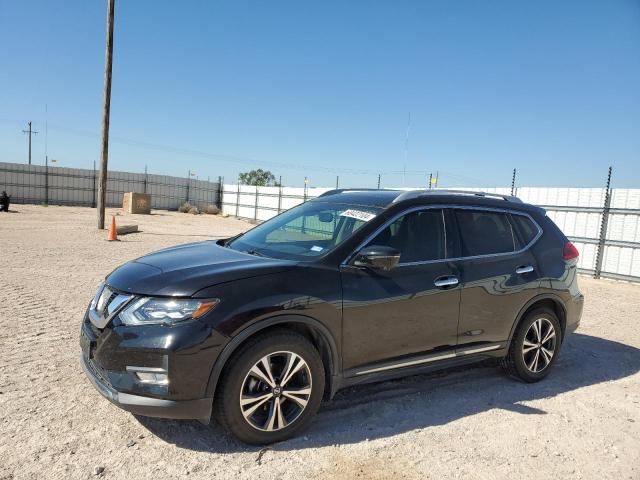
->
[310, 245, 324, 252]
[340, 209, 376, 222]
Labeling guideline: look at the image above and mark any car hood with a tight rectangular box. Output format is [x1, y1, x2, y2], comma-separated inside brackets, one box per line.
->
[106, 241, 294, 296]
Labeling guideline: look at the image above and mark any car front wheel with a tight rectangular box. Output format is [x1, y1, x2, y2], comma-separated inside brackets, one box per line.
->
[214, 330, 325, 444]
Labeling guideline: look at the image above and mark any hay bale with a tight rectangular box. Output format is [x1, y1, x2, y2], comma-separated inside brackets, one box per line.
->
[203, 205, 220, 215]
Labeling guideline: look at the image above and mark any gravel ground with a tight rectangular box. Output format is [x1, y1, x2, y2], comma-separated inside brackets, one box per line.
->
[1, 204, 639, 480]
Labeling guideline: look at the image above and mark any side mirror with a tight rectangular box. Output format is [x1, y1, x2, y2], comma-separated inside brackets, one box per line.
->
[353, 245, 401, 271]
[318, 212, 334, 223]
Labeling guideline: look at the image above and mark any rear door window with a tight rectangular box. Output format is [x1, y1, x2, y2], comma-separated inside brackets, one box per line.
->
[454, 209, 516, 257]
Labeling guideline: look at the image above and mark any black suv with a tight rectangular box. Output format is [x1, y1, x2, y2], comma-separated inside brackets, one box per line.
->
[80, 189, 583, 444]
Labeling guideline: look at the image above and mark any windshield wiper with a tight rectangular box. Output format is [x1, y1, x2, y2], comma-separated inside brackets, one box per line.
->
[245, 249, 267, 257]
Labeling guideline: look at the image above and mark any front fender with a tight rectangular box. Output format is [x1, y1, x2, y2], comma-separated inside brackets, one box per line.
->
[203, 314, 341, 400]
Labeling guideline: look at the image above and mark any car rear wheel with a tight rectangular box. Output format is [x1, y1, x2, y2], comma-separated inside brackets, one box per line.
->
[214, 330, 325, 444]
[503, 308, 562, 382]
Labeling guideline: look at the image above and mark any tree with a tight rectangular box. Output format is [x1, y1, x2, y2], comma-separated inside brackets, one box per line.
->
[238, 169, 278, 186]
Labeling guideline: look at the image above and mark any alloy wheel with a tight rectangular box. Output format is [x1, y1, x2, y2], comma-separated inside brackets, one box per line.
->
[522, 318, 557, 373]
[239, 351, 312, 432]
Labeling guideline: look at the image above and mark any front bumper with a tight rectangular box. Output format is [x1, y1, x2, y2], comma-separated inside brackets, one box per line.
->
[80, 353, 213, 421]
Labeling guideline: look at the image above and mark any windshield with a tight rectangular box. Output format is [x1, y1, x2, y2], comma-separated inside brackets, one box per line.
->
[228, 201, 382, 260]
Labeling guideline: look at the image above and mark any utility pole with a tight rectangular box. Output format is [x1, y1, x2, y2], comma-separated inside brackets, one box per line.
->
[511, 168, 517, 196]
[97, 0, 115, 230]
[22, 121, 38, 165]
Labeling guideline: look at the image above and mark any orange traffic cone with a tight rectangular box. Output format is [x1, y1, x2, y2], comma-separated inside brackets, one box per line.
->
[107, 215, 119, 241]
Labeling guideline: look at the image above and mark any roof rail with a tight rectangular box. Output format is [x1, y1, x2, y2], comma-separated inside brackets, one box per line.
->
[393, 189, 522, 203]
[317, 188, 397, 198]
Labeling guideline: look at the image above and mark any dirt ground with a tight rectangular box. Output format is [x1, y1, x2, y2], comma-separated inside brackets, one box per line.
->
[1, 205, 639, 480]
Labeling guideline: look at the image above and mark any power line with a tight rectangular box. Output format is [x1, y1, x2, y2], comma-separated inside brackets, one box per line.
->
[6, 118, 489, 185]
[403, 112, 411, 186]
[22, 121, 38, 165]
[41, 123, 438, 176]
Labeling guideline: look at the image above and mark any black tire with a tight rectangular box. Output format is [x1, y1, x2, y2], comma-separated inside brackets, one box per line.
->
[502, 308, 562, 383]
[214, 330, 325, 445]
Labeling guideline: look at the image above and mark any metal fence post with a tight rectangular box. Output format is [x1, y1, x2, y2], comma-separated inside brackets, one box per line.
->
[254, 185, 259, 222]
[92, 160, 97, 207]
[302, 178, 308, 233]
[594, 166, 613, 279]
[335, 176, 339, 189]
[377, 174, 381, 189]
[277, 177, 282, 214]
[186, 170, 190, 204]
[236, 183, 240, 217]
[44, 156, 49, 205]
[217, 176, 223, 208]
[144, 164, 148, 194]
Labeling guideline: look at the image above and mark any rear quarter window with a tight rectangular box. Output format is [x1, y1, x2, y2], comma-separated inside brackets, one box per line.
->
[510, 214, 540, 247]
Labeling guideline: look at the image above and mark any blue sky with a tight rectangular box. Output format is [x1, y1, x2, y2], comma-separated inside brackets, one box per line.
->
[1, 1, 639, 188]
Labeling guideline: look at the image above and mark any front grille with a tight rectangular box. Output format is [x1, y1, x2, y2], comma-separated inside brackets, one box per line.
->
[97, 286, 117, 316]
[89, 284, 133, 329]
[86, 356, 112, 389]
[88, 317, 102, 337]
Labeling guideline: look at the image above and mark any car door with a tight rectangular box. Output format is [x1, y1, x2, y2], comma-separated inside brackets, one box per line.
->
[452, 208, 542, 350]
[340, 207, 461, 373]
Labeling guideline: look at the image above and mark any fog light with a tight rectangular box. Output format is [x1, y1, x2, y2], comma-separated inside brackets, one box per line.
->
[135, 372, 168, 385]
[126, 366, 168, 385]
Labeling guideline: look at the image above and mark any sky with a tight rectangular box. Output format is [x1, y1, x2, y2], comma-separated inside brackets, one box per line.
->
[1, 0, 639, 188]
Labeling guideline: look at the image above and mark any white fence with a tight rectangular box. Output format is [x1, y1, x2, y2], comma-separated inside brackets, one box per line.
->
[221, 184, 640, 282]
[0, 161, 221, 210]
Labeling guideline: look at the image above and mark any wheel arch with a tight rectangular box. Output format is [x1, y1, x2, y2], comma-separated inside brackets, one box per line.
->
[205, 314, 341, 401]
[507, 294, 567, 348]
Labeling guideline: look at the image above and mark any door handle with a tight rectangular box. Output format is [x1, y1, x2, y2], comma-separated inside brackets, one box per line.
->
[434, 276, 459, 288]
[515, 265, 534, 274]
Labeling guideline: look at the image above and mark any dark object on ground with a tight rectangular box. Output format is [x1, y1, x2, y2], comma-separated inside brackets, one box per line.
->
[0, 191, 10, 212]
[80, 188, 584, 444]
[204, 205, 220, 215]
[116, 224, 139, 235]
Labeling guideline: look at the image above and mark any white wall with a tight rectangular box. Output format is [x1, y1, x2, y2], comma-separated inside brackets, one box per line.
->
[221, 184, 640, 280]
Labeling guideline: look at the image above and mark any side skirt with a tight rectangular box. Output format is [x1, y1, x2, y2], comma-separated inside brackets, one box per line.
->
[337, 344, 506, 390]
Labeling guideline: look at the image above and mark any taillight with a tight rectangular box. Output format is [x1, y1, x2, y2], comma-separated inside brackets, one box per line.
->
[563, 242, 579, 261]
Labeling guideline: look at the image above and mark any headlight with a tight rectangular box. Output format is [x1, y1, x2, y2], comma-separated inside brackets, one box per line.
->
[119, 297, 219, 326]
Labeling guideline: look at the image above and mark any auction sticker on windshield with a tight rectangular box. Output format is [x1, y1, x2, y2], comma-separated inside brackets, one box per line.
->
[340, 209, 377, 222]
